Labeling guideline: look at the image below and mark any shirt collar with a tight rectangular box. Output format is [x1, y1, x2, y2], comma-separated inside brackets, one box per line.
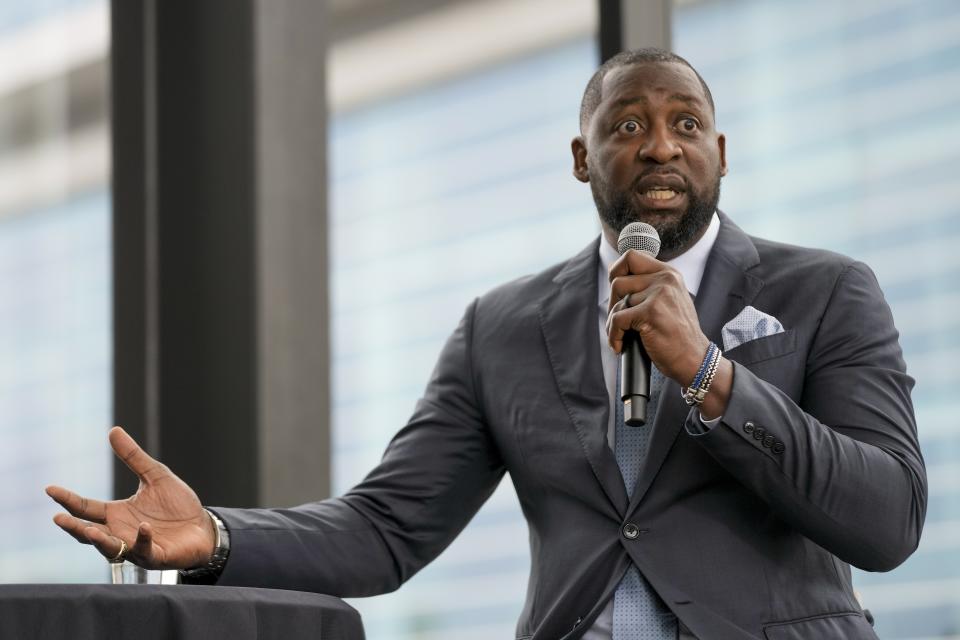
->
[598, 211, 720, 306]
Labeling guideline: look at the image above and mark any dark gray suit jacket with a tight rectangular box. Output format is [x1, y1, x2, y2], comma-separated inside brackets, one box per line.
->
[214, 213, 926, 640]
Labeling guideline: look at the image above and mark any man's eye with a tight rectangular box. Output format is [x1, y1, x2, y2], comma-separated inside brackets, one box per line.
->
[678, 118, 699, 132]
[618, 120, 641, 134]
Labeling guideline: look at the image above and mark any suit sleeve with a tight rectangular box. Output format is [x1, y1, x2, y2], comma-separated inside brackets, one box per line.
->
[212, 298, 505, 595]
[688, 261, 927, 572]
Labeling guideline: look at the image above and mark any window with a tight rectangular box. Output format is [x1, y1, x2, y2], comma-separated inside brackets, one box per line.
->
[673, 0, 960, 635]
[328, 1, 597, 635]
[0, 0, 111, 582]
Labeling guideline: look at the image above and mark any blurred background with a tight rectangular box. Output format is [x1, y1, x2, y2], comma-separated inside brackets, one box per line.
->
[0, 0, 957, 638]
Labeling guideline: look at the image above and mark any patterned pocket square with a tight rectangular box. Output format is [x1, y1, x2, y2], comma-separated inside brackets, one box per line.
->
[722, 306, 785, 351]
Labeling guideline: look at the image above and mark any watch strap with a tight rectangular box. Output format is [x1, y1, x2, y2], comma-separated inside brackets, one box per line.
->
[178, 509, 230, 584]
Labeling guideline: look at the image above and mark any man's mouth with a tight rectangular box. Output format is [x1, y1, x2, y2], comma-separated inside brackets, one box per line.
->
[637, 186, 686, 207]
[634, 172, 687, 207]
[642, 187, 681, 200]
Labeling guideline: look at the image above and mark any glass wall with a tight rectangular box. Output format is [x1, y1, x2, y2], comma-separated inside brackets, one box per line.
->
[328, 4, 597, 635]
[673, 0, 960, 636]
[0, 0, 111, 582]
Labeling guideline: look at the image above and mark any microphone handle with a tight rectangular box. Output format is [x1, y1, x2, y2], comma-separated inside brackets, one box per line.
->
[620, 331, 652, 427]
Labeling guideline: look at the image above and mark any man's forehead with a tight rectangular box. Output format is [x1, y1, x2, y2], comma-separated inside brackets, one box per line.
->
[599, 61, 707, 109]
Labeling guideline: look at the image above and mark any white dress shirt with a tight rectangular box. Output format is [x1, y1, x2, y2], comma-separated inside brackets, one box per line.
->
[584, 212, 720, 639]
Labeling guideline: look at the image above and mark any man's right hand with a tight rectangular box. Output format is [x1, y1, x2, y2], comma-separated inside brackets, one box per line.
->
[46, 426, 216, 570]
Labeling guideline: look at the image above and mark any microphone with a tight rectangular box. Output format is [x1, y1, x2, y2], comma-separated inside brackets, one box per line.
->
[617, 222, 661, 426]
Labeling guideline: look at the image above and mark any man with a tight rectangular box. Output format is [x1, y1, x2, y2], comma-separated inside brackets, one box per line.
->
[47, 49, 926, 639]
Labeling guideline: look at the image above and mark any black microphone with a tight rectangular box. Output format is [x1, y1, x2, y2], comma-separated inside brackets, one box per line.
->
[617, 222, 661, 427]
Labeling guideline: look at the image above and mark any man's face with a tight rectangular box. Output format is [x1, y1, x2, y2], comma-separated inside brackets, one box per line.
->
[572, 62, 727, 259]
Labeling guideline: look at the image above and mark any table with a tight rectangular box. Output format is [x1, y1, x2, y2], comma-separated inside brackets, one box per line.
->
[0, 584, 365, 640]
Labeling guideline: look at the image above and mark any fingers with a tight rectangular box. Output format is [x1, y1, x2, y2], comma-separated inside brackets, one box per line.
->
[607, 265, 684, 314]
[607, 297, 654, 353]
[608, 248, 664, 280]
[52, 509, 161, 567]
[107, 522, 162, 568]
[45, 485, 107, 523]
[109, 426, 165, 483]
[608, 275, 656, 316]
[52, 512, 109, 544]
[84, 526, 127, 561]
[606, 265, 692, 352]
[130, 522, 156, 560]
[606, 280, 657, 351]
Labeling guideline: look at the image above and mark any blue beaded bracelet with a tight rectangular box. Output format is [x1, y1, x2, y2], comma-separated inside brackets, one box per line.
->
[689, 342, 717, 390]
[682, 342, 722, 406]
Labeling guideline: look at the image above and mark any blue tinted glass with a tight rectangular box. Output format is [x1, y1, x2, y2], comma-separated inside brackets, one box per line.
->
[329, 39, 598, 639]
[0, 189, 111, 582]
[0, 0, 111, 582]
[0, 0, 96, 34]
[674, 0, 960, 636]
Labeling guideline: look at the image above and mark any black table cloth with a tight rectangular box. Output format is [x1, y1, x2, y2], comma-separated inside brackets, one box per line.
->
[0, 584, 365, 640]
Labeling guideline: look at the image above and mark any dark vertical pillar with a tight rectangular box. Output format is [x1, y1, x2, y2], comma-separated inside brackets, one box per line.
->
[598, 0, 672, 61]
[111, 0, 329, 507]
[252, 1, 330, 506]
[112, 0, 161, 492]
[598, 0, 622, 63]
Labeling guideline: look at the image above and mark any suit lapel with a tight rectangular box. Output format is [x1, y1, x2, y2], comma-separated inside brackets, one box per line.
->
[692, 212, 764, 347]
[628, 212, 764, 510]
[538, 238, 629, 515]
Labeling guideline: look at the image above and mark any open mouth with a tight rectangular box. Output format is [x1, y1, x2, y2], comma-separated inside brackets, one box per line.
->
[634, 171, 687, 208]
[637, 186, 685, 206]
[642, 187, 681, 200]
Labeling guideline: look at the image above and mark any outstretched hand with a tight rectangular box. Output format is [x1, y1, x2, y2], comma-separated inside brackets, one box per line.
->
[46, 427, 216, 570]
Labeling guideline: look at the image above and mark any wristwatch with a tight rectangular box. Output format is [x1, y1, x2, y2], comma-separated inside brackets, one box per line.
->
[178, 509, 230, 584]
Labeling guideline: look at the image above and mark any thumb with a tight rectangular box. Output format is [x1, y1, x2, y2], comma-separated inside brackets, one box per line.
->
[109, 426, 167, 484]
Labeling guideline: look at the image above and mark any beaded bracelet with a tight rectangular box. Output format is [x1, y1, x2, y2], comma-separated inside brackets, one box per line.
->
[682, 342, 723, 406]
[689, 342, 717, 390]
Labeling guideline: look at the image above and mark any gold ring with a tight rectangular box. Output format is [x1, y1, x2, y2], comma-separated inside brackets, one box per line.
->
[109, 538, 128, 564]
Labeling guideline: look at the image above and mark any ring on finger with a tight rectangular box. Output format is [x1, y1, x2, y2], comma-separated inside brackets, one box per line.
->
[622, 293, 632, 309]
[108, 538, 128, 564]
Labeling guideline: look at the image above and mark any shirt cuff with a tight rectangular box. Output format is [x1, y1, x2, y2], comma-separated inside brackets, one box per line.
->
[700, 413, 722, 427]
[686, 411, 723, 436]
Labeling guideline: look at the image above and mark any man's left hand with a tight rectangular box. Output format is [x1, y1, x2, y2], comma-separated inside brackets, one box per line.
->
[606, 248, 732, 420]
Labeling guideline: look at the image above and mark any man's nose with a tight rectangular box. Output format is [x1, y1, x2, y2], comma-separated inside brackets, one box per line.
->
[638, 125, 681, 164]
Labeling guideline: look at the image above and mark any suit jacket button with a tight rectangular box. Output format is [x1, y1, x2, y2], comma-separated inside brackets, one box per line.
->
[772, 442, 786, 454]
[622, 523, 640, 539]
[743, 421, 755, 434]
[762, 435, 774, 448]
[753, 427, 766, 440]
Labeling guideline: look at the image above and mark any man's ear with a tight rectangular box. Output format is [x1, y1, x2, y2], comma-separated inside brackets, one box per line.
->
[717, 133, 728, 177]
[571, 136, 589, 183]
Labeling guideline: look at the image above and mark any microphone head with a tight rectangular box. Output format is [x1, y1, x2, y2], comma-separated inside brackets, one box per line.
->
[617, 222, 661, 258]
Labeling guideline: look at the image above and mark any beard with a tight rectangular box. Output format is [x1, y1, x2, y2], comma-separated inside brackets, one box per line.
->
[592, 170, 721, 256]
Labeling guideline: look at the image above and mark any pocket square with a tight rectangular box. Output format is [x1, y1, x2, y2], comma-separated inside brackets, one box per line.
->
[722, 306, 785, 351]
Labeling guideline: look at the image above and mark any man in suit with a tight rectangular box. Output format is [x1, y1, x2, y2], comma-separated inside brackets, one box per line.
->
[47, 49, 926, 639]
